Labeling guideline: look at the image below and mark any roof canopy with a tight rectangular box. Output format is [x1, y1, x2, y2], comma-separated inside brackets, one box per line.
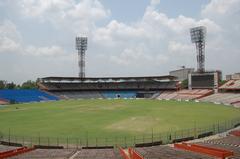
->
[40, 75, 176, 83]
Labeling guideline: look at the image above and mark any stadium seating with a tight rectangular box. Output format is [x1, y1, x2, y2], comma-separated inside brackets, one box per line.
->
[53, 91, 103, 99]
[199, 93, 240, 106]
[157, 89, 213, 100]
[9, 149, 76, 159]
[0, 99, 8, 105]
[0, 145, 18, 152]
[73, 149, 119, 159]
[135, 145, 213, 159]
[196, 135, 240, 158]
[219, 80, 240, 90]
[0, 89, 59, 103]
[40, 80, 179, 91]
[101, 91, 137, 98]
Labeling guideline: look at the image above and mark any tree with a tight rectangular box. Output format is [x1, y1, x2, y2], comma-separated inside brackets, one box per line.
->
[6, 82, 16, 89]
[21, 80, 37, 89]
[181, 79, 188, 89]
[0, 80, 6, 89]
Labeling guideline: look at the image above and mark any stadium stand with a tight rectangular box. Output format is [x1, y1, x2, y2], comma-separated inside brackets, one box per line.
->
[195, 136, 240, 158]
[101, 91, 137, 98]
[0, 145, 18, 152]
[199, 93, 240, 107]
[157, 89, 213, 100]
[0, 98, 8, 105]
[38, 76, 179, 99]
[40, 81, 178, 91]
[9, 149, 76, 159]
[53, 91, 103, 99]
[0, 89, 59, 103]
[219, 79, 240, 90]
[135, 145, 213, 159]
[72, 149, 119, 159]
[0, 147, 34, 158]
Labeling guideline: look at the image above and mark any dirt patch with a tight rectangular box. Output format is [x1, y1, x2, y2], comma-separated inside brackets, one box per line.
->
[105, 116, 160, 133]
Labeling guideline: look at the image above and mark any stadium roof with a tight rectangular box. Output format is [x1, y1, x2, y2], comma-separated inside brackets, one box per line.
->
[40, 75, 177, 82]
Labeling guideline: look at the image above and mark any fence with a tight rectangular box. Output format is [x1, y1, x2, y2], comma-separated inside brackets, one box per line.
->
[0, 118, 240, 149]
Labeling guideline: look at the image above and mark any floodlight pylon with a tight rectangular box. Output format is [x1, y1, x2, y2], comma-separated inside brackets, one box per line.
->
[76, 37, 87, 78]
[190, 26, 206, 73]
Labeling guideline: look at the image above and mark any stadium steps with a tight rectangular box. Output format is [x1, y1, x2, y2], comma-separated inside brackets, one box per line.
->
[68, 150, 81, 159]
[71, 148, 119, 159]
[150, 91, 163, 99]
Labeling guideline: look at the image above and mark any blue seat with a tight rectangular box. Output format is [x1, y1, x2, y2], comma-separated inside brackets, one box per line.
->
[0, 89, 59, 103]
[101, 91, 136, 98]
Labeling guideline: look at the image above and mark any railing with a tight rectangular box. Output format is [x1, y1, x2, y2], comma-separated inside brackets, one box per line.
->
[0, 118, 239, 149]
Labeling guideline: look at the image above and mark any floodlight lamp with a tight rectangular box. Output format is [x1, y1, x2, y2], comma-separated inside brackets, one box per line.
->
[76, 37, 88, 50]
[190, 26, 206, 43]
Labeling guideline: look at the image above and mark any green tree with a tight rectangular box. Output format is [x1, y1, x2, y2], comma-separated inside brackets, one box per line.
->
[6, 82, 16, 89]
[181, 79, 188, 89]
[21, 80, 37, 89]
[0, 80, 6, 89]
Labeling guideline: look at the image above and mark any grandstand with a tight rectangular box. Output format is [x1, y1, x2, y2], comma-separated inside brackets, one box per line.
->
[38, 76, 179, 99]
[0, 89, 59, 103]
[135, 145, 213, 159]
[199, 93, 240, 107]
[219, 79, 240, 91]
[157, 89, 213, 100]
[0, 98, 8, 105]
[0, 145, 19, 152]
[53, 91, 103, 99]
[72, 149, 119, 159]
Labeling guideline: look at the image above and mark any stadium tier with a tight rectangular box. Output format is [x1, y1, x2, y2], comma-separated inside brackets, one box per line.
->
[72, 149, 119, 159]
[0, 145, 19, 152]
[8, 149, 76, 159]
[199, 93, 240, 107]
[53, 91, 103, 99]
[135, 145, 213, 159]
[101, 91, 137, 98]
[195, 135, 240, 158]
[219, 79, 240, 91]
[157, 89, 213, 100]
[0, 98, 8, 105]
[38, 76, 179, 99]
[0, 89, 59, 103]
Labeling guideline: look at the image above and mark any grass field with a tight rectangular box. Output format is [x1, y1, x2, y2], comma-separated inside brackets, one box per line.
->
[0, 99, 239, 140]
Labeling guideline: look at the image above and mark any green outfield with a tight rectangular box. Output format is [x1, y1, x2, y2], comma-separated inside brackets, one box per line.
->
[0, 99, 239, 139]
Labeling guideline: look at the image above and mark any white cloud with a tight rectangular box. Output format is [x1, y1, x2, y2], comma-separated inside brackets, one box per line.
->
[92, 20, 147, 47]
[109, 45, 168, 67]
[150, 0, 160, 6]
[168, 41, 192, 55]
[20, 0, 73, 17]
[202, 0, 240, 16]
[0, 37, 20, 53]
[18, 0, 110, 34]
[0, 20, 68, 57]
[25, 45, 67, 56]
[0, 20, 22, 53]
[92, 1, 222, 72]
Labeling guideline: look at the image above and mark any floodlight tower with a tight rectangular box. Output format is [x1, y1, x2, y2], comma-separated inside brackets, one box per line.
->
[190, 26, 207, 73]
[76, 37, 87, 78]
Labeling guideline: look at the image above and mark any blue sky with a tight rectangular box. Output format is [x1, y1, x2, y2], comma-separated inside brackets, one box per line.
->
[0, 0, 240, 84]
[101, 0, 210, 22]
